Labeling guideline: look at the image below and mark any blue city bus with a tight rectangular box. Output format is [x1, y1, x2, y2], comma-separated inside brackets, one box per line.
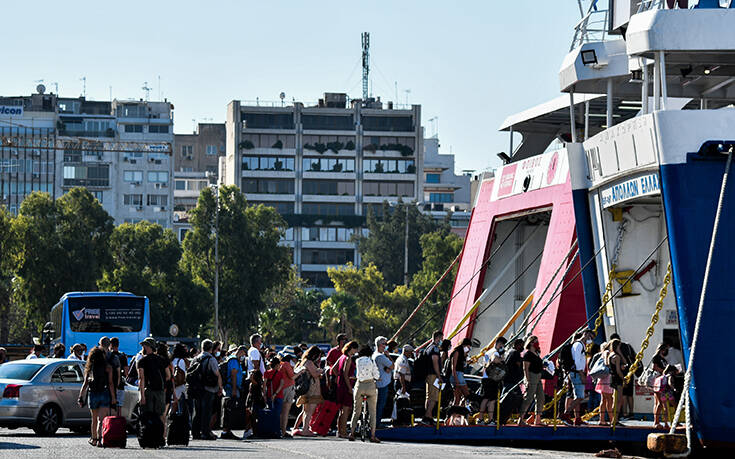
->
[49, 292, 151, 358]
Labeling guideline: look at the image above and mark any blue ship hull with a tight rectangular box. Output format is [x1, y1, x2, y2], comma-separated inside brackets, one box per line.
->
[660, 150, 735, 446]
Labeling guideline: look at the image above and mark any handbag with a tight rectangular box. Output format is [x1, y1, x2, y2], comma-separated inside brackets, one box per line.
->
[637, 362, 660, 388]
[589, 353, 610, 380]
[540, 359, 555, 380]
[486, 362, 507, 382]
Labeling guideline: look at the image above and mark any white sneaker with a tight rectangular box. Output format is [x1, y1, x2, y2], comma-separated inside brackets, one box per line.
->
[242, 429, 253, 440]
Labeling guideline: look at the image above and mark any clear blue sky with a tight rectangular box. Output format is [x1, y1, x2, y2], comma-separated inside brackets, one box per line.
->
[5, 1, 581, 173]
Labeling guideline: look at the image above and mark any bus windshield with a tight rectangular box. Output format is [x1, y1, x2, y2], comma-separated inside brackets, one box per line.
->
[67, 296, 145, 333]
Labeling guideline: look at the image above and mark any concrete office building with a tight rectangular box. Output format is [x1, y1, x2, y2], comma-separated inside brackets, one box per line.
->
[0, 88, 174, 228]
[172, 123, 226, 240]
[421, 136, 472, 236]
[223, 93, 423, 288]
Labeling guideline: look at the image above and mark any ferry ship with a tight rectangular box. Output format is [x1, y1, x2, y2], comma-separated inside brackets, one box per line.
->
[436, 0, 735, 450]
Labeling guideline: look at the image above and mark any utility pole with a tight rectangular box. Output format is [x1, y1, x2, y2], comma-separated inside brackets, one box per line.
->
[207, 171, 220, 340]
[404, 204, 409, 285]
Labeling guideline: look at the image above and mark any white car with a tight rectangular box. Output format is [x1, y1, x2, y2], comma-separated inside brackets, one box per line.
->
[0, 358, 139, 436]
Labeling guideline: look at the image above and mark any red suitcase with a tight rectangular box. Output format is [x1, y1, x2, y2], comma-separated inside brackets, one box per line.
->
[101, 407, 127, 448]
[309, 400, 339, 436]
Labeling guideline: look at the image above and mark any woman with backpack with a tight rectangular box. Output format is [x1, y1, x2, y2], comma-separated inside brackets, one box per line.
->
[448, 338, 472, 406]
[335, 341, 358, 438]
[292, 346, 324, 437]
[78, 346, 116, 447]
[171, 344, 189, 411]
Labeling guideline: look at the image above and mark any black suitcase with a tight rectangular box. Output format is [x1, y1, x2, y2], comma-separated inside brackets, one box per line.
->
[167, 404, 190, 446]
[254, 408, 281, 438]
[498, 387, 523, 425]
[138, 411, 165, 449]
[223, 396, 247, 430]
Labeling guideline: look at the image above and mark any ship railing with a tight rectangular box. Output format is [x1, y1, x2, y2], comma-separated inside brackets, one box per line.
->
[570, 8, 609, 51]
[637, 0, 666, 12]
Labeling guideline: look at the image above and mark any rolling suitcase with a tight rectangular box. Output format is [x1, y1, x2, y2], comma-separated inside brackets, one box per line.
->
[167, 403, 190, 446]
[223, 396, 247, 430]
[309, 400, 339, 436]
[254, 407, 281, 438]
[137, 410, 165, 449]
[101, 406, 127, 448]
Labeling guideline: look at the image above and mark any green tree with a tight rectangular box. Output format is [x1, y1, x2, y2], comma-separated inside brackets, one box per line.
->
[14, 189, 113, 332]
[0, 207, 16, 343]
[98, 221, 210, 337]
[182, 186, 291, 342]
[356, 201, 444, 288]
[258, 271, 326, 344]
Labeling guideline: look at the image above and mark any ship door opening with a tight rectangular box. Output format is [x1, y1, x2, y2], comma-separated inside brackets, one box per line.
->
[594, 196, 684, 417]
[470, 209, 551, 348]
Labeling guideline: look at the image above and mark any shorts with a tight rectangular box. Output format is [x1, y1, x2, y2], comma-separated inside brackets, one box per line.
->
[450, 372, 467, 387]
[568, 372, 585, 400]
[425, 375, 440, 403]
[143, 389, 165, 416]
[88, 390, 111, 410]
[282, 385, 295, 404]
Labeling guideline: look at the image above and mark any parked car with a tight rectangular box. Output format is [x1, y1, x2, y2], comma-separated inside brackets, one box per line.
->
[0, 358, 139, 436]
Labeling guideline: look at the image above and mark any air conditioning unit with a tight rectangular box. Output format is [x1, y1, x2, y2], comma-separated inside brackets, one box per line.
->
[32, 172, 39, 178]
[136, 205, 143, 211]
[161, 182, 168, 188]
[160, 206, 167, 211]
[154, 183, 161, 189]
[148, 157, 155, 162]
[154, 160, 161, 165]
[131, 181, 141, 186]
[123, 156, 129, 162]
[129, 159, 137, 164]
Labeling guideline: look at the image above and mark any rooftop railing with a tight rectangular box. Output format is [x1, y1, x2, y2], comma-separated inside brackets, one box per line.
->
[570, 6, 610, 50]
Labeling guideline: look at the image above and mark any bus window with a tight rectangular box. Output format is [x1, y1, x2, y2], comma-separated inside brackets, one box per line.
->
[67, 296, 145, 333]
[50, 303, 63, 340]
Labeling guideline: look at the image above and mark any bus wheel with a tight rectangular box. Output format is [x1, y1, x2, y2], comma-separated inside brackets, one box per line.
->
[34, 404, 61, 436]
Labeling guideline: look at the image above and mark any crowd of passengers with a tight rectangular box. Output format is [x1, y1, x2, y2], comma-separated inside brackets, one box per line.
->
[0, 329, 685, 448]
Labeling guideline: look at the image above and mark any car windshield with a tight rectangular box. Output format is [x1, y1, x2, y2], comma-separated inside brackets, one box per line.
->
[0, 363, 44, 381]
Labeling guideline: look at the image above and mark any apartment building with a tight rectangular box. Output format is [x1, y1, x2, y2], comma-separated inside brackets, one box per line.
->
[172, 123, 226, 240]
[223, 93, 423, 288]
[421, 136, 472, 236]
[0, 87, 174, 227]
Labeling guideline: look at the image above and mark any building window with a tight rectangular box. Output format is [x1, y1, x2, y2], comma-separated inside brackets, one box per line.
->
[206, 145, 218, 156]
[301, 203, 355, 216]
[302, 180, 355, 196]
[178, 228, 189, 242]
[302, 249, 354, 265]
[62, 164, 110, 187]
[248, 201, 294, 214]
[429, 192, 453, 203]
[175, 180, 186, 190]
[181, 145, 193, 157]
[123, 170, 144, 183]
[301, 271, 333, 289]
[241, 178, 294, 194]
[363, 181, 414, 197]
[301, 115, 354, 130]
[149, 125, 169, 133]
[302, 158, 354, 173]
[362, 115, 414, 132]
[92, 191, 103, 202]
[123, 194, 143, 206]
[301, 227, 354, 242]
[147, 194, 168, 206]
[147, 171, 169, 183]
[120, 104, 146, 118]
[241, 112, 294, 129]
[363, 159, 415, 174]
[124, 124, 144, 133]
[242, 156, 294, 171]
[426, 173, 441, 184]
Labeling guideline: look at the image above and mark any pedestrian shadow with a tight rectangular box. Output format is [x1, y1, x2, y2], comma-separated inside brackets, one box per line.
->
[166, 445, 259, 452]
[0, 442, 41, 450]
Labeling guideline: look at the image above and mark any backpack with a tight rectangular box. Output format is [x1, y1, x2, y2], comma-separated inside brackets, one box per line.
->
[172, 358, 186, 387]
[412, 347, 434, 382]
[294, 370, 311, 397]
[186, 354, 218, 390]
[219, 358, 233, 386]
[557, 343, 575, 373]
[126, 356, 139, 386]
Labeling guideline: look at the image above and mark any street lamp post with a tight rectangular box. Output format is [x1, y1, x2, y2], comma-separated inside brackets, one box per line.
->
[404, 204, 409, 286]
[207, 172, 220, 341]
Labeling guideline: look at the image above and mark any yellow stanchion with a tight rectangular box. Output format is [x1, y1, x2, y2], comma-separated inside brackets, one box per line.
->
[436, 385, 442, 431]
[553, 392, 558, 432]
[496, 387, 501, 431]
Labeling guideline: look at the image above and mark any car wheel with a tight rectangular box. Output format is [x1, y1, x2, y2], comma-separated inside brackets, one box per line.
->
[33, 404, 61, 436]
[127, 403, 140, 435]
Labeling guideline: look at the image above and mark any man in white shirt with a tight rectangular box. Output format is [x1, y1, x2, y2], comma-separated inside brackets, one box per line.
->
[25, 345, 44, 359]
[247, 334, 265, 376]
[565, 330, 593, 425]
[394, 345, 413, 394]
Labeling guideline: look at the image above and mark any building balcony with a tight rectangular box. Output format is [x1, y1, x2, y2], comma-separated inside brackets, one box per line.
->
[241, 170, 295, 178]
[302, 194, 355, 203]
[362, 195, 415, 204]
[302, 171, 356, 180]
[241, 147, 296, 156]
[58, 129, 116, 138]
[302, 241, 355, 249]
[243, 193, 295, 201]
[363, 172, 418, 181]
